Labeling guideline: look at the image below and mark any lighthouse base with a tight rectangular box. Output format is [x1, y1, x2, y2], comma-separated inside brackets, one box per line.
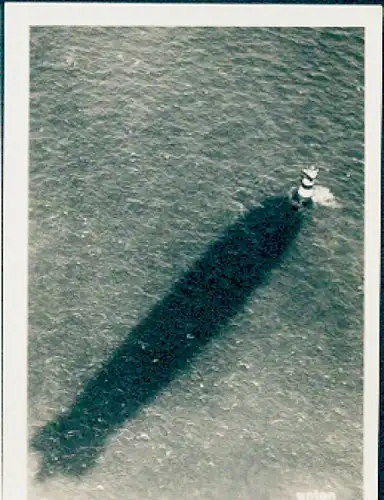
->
[290, 189, 313, 211]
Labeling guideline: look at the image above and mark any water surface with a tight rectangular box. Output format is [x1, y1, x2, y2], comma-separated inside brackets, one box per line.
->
[29, 27, 364, 500]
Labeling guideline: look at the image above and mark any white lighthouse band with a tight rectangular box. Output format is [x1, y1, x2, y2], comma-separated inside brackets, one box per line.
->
[298, 177, 315, 199]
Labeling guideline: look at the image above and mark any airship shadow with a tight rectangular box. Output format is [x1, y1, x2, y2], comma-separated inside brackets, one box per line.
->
[31, 195, 303, 480]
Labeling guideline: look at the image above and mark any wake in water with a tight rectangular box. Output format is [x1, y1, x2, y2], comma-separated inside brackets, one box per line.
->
[312, 185, 342, 208]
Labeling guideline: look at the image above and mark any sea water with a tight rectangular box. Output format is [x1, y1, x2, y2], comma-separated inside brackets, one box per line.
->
[29, 27, 364, 500]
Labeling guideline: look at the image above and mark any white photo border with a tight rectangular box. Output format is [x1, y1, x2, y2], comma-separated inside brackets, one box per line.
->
[3, 4, 382, 500]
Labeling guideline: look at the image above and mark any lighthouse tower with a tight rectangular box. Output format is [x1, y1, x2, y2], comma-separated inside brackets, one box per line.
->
[290, 166, 319, 209]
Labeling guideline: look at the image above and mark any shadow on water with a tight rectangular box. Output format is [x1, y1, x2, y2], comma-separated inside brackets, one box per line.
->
[31, 195, 303, 480]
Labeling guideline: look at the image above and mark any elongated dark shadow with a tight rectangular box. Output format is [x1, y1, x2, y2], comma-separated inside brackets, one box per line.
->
[31, 195, 303, 479]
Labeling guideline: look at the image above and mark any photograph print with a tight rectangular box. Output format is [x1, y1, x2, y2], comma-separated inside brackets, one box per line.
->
[3, 7, 375, 500]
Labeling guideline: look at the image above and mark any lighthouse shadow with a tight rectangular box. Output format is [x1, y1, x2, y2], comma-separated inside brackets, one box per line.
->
[31, 195, 303, 480]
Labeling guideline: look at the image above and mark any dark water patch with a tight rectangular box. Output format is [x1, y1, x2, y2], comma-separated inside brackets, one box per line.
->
[31, 196, 303, 479]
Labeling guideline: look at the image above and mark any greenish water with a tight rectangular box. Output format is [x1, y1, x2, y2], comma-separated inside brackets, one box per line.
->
[29, 27, 364, 500]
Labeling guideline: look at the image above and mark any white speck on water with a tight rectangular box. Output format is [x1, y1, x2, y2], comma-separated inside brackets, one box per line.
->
[65, 54, 76, 67]
[239, 362, 250, 370]
[137, 432, 150, 441]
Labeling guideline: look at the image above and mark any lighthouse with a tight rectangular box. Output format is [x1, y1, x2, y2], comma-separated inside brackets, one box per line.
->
[290, 166, 319, 209]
